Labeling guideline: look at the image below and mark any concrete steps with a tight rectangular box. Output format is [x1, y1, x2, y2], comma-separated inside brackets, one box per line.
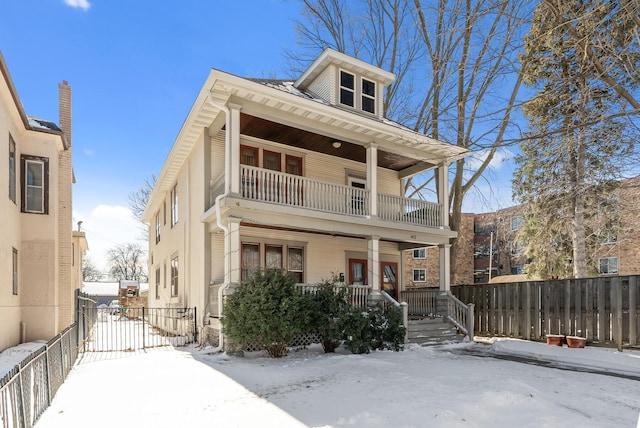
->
[406, 317, 465, 346]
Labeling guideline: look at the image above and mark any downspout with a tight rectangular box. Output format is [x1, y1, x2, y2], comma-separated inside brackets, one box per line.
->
[206, 94, 231, 353]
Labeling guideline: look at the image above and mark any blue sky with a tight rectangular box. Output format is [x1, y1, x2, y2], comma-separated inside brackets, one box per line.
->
[2, 0, 514, 273]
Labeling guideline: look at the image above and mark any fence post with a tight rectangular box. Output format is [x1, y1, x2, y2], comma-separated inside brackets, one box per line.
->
[194, 306, 198, 343]
[467, 303, 475, 339]
[17, 366, 26, 428]
[400, 302, 408, 344]
[630, 276, 637, 347]
[142, 306, 146, 349]
[614, 277, 623, 352]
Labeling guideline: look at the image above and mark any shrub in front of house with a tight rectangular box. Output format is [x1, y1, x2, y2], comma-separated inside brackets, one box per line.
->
[310, 278, 351, 353]
[343, 304, 406, 354]
[223, 269, 311, 358]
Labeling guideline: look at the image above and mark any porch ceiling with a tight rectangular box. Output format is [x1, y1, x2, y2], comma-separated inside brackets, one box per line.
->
[241, 113, 422, 171]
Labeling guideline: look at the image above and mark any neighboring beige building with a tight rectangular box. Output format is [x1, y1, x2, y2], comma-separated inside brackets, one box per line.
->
[0, 51, 85, 352]
[142, 49, 469, 343]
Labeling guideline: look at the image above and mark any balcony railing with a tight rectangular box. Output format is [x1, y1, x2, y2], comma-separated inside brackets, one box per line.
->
[210, 165, 443, 228]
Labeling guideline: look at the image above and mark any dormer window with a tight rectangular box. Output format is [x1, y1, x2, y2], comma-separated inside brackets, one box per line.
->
[340, 71, 355, 107]
[362, 78, 376, 113]
[339, 70, 376, 115]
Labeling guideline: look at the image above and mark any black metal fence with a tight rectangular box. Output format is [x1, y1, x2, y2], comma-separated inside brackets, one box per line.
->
[80, 306, 197, 352]
[0, 324, 78, 428]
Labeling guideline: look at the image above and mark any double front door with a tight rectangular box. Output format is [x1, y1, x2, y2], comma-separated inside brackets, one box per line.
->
[348, 259, 398, 300]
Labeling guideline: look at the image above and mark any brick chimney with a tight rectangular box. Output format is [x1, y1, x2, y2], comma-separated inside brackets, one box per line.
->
[58, 80, 72, 147]
[57, 80, 74, 328]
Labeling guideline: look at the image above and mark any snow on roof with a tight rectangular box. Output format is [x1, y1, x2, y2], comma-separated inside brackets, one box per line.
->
[27, 116, 62, 132]
[82, 282, 149, 296]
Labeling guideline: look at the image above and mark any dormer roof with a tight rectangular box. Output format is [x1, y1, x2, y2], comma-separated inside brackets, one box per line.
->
[294, 48, 395, 90]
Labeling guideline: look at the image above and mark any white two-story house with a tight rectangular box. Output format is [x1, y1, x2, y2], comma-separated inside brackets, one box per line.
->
[142, 49, 469, 345]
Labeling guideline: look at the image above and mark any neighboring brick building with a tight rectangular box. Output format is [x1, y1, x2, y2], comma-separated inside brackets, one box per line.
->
[403, 177, 640, 288]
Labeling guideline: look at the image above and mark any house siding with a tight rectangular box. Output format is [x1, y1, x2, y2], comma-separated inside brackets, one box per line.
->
[307, 64, 335, 104]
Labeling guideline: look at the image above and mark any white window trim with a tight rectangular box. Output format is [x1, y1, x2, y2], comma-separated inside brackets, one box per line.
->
[24, 158, 46, 214]
[413, 268, 426, 283]
[412, 248, 426, 260]
[361, 77, 376, 114]
[599, 257, 619, 275]
[339, 69, 355, 108]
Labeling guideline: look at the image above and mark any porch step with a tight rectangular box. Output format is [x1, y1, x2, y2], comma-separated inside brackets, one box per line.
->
[407, 317, 465, 346]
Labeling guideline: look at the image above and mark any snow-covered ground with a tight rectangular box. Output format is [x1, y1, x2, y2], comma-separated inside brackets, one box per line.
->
[26, 338, 640, 428]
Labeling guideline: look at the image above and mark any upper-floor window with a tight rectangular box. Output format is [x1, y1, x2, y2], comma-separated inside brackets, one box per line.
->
[241, 145, 258, 166]
[413, 248, 426, 259]
[9, 134, 16, 203]
[339, 70, 377, 115]
[155, 212, 161, 244]
[21, 155, 48, 214]
[339, 71, 355, 108]
[263, 150, 281, 171]
[170, 183, 178, 227]
[511, 216, 524, 231]
[599, 257, 618, 275]
[361, 78, 376, 114]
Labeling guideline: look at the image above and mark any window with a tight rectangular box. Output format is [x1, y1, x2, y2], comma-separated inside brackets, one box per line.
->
[9, 135, 16, 203]
[155, 267, 160, 299]
[240, 145, 258, 166]
[599, 257, 618, 275]
[171, 256, 179, 296]
[600, 229, 618, 245]
[511, 216, 524, 231]
[413, 269, 426, 283]
[285, 155, 302, 176]
[474, 221, 496, 234]
[511, 266, 524, 275]
[241, 243, 260, 281]
[511, 241, 524, 255]
[339, 71, 355, 107]
[12, 248, 18, 295]
[170, 183, 178, 227]
[265, 245, 283, 270]
[361, 78, 376, 114]
[263, 150, 281, 171]
[21, 155, 48, 214]
[412, 248, 426, 259]
[163, 263, 167, 288]
[288, 247, 304, 283]
[155, 212, 161, 244]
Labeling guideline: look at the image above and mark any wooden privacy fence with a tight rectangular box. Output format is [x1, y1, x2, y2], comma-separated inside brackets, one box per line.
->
[452, 275, 639, 348]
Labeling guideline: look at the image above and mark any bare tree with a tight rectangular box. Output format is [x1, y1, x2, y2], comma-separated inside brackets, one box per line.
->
[288, 0, 530, 283]
[107, 242, 148, 282]
[128, 174, 156, 222]
[82, 257, 103, 282]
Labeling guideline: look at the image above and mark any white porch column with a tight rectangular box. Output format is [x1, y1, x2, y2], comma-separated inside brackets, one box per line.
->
[366, 143, 378, 217]
[437, 163, 449, 228]
[225, 219, 242, 284]
[439, 243, 451, 292]
[367, 236, 381, 292]
[229, 103, 242, 194]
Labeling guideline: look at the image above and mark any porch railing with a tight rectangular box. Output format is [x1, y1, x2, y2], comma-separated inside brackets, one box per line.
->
[400, 288, 474, 337]
[295, 283, 370, 308]
[226, 165, 443, 228]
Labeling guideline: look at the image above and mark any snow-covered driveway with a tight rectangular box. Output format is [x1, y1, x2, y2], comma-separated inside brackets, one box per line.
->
[34, 340, 640, 428]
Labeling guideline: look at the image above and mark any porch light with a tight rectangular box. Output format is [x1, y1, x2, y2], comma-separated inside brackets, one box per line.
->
[332, 141, 342, 148]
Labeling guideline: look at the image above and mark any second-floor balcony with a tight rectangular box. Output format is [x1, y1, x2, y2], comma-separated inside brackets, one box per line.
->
[211, 165, 444, 228]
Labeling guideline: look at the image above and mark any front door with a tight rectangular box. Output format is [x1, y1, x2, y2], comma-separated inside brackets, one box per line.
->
[381, 262, 398, 300]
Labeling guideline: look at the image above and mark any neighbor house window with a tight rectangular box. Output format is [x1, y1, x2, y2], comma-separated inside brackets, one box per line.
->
[170, 183, 178, 227]
[155, 267, 160, 299]
[288, 247, 304, 283]
[21, 155, 48, 214]
[511, 266, 524, 275]
[361, 78, 376, 114]
[413, 269, 426, 283]
[511, 216, 524, 231]
[155, 212, 161, 244]
[339, 70, 355, 107]
[12, 248, 18, 295]
[171, 256, 179, 296]
[599, 257, 618, 275]
[9, 135, 16, 203]
[241, 243, 260, 281]
[412, 248, 426, 259]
